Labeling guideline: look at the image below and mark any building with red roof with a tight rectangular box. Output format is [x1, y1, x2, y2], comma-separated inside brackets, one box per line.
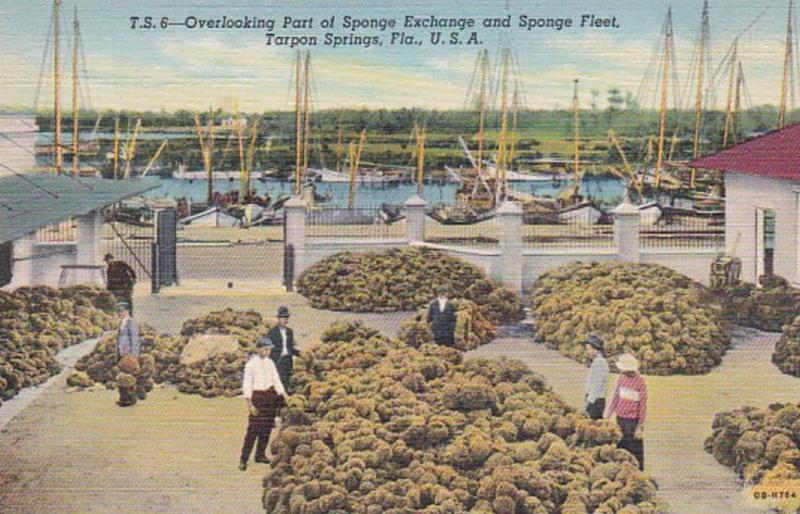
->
[689, 124, 800, 284]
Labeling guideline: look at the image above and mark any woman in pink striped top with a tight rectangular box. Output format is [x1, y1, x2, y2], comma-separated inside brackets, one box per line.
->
[605, 353, 648, 470]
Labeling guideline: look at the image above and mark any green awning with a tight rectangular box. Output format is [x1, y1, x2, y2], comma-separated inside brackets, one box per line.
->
[0, 174, 161, 244]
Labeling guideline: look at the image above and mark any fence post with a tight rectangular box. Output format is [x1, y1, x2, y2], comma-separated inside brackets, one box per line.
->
[613, 197, 641, 263]
[404, 194, 426, 243]
[498, 201, 524, 292]
[284, 196, 307, 288]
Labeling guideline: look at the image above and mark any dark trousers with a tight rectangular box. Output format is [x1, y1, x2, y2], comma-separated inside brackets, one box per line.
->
[276, 355, 293, 393]
[586, 398, 605, 420]
[240, 390, 281, 463]
[617, 417, 644, 470]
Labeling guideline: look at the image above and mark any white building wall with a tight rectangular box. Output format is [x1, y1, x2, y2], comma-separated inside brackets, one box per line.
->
[0, 114, 38, 175]
[725, 172, 800, 284]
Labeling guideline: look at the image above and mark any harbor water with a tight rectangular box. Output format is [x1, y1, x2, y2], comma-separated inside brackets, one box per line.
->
[143, 175, 626, 208]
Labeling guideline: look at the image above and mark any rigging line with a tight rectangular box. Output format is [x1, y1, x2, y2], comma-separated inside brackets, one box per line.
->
[77, 18, 92, 112]
[32, 6, 55, 113]
[0, 162, 60, 198]
[462, 51, 482, 111]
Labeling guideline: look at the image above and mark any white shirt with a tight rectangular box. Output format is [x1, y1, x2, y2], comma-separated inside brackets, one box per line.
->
[242, 355, 286, 399]
[279, 327, 288, 356]
[438, 298, 447, 311]
[585, 354, 609, 404]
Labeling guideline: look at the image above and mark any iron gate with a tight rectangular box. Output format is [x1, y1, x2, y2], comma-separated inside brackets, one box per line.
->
[104, 205, 178, 294]
[152, 208, 178, 293]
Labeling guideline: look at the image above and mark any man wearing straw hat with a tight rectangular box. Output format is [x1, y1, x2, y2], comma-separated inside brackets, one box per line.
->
[606, 353, 648, 470]
[584, 334, 609, 420]
[239, 337, 286, 471]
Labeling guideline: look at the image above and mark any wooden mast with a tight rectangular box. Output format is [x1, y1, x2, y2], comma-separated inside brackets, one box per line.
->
[734, 62, 744, 145]
[54, 0, 62, 174]
[509, 86, 519, 166]
[497, 49, 510, 203]
[293, 50, 303, 196]
[347, 130, 367, 209]
[416, 123, 426, 195]
[336, 109, 344, 173]
[572, 78, 580, 193]
[71, 6, 79, 176]
[301, 51, 312, 193]
[655, 8, 673, 190]
[112, 118, 120, 179]
[780, 0, 794, 130]
[723, 41, 738, 147]
[476, 49, 488, 178]
[690, 0, 709, 188]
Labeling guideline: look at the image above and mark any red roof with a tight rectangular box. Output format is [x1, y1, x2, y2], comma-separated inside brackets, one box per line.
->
[689, 123, 800, 181]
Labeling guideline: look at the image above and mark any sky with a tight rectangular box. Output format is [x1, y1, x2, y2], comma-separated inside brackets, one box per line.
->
[0, 0, 796, 112]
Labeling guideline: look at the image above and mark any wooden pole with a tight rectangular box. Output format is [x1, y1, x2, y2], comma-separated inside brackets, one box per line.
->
[723, 42, 738, 147]
[690, 0, 709, 188]
[780, 0, 794, 129]
[655, 8, 672, 190]
[293, 50, 303, 196]
[54, 0, 62, 174]
[301, 51, 312, 191]
[71, 6, 79, 176]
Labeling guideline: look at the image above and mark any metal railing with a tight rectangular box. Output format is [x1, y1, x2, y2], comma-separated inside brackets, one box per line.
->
[640, 212, 724, 250]
[523, 222, 615, 250]
[306, 206, 406, 239]
[35, 219, 76, 243]
[423, 217, 500, 247]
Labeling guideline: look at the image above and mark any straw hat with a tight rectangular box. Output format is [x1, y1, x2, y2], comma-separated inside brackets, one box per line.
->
[616, 353, 640, 372]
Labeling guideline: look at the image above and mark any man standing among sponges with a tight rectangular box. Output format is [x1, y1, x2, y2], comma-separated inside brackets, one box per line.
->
[240, 338, 286, 471]
[584, 334, 609, 420]
[115, 301, 141, 407]
[428, 287, 456, 347]
[264, 306, 300, 392]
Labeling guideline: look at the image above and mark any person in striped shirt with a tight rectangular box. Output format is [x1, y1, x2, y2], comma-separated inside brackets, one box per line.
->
[605, 353, 647, 470]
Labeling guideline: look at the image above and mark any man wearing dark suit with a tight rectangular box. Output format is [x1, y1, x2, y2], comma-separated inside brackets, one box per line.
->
[427, 287, 457, 347]
[260, 306, 300, 392]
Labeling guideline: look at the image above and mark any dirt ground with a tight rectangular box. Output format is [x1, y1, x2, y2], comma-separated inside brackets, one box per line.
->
[0, 286, 797, 513]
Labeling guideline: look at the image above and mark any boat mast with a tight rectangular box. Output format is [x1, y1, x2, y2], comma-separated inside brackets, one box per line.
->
[244, 120, 259, 197]
[293, 50, 303, 196]
[124, 118, 141, 179]
[54, 0, 62, 174]
[496, 49, 510, 203]
[734, 63, 744, 144]
[509, 86, 519, 166]
[722, 41, 738, 147]
[336, 109, 344, 173]
[237, 109, 247, 199]
[780, 0, 794, 130]
[572, 78, 580, 193]
[112, 118, 120, 179]
[301, 51, 312, 191]
[690, 0, 709, 188]
[71, 6, 79, 176]
[416, 123, 426, 195]
[476, 49, 488, 178]
[655, 8, 673, 190]
[347, 130, 366, 209]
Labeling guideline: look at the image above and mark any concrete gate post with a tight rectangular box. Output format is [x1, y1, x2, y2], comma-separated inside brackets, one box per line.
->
[404, 194, 426, 244]
[283, 196, 307, 286]
[73, 210, 105, 286]
[613, 196, 641, 263]
[498, 201, 524, 293]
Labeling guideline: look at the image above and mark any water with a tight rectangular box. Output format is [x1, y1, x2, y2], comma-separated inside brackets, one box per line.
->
[143, 176, 626, 208]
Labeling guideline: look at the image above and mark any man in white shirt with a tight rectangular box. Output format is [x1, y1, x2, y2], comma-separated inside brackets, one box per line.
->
[239, 337, 286, 471]
[584, 334, 609, 420]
